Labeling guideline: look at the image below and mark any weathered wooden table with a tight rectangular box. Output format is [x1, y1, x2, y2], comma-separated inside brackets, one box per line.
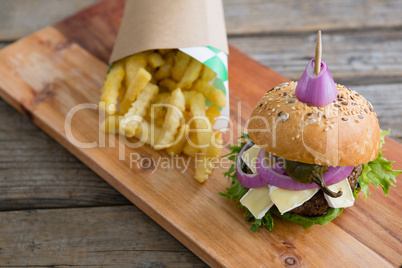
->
[1, 0, 401, 266]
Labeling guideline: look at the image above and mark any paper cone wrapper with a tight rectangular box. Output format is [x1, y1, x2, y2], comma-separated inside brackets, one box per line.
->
[110, 0, 230, 130]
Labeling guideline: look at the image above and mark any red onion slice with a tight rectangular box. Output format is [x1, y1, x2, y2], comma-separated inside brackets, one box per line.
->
[236, 142, 354, 191]
[257, 149, 354, 191]
[295, 58, 337, 107]
[271, 157, 286, 175]
[236, 140, 267, 188]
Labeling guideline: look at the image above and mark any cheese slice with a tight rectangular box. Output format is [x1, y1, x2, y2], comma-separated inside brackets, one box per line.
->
[324, 179, 355, 208]
[269, 186, 318, 214]
[240, 186, 274, 219]
[241, 144, 261, 174]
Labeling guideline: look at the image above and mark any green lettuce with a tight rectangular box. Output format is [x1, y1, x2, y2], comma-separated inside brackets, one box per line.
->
[271, 207, 343, 229]
[355, 129, 401, 199]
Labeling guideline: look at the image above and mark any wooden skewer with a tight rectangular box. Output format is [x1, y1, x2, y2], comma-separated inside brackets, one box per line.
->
[314, 30, 322, 75]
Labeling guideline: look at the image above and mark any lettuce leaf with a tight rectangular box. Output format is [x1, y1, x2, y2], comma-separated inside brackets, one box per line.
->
[356, 130, 401, 199]
[271, 207, 343, 229]
[248, 210, 274, 232]
[220, 132, 250, 201]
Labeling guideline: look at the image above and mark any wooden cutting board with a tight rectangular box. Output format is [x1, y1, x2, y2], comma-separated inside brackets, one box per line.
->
[0, 0, 401, 267]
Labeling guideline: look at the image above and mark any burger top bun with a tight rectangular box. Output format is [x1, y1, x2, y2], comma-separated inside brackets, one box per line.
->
[248, 81, 381, 167]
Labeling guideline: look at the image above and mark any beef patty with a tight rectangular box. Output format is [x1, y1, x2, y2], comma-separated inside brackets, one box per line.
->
[290, 165, 363, 217]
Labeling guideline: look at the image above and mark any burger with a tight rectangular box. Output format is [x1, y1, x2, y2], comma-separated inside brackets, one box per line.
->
[221, 56, 400, 231]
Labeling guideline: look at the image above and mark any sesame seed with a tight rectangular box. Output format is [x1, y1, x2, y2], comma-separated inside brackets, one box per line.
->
[291, 106, 296, 110]
[317, 111, 322, 117]
[268, 113, 271, 116]
[350, 95, 355, 100]
[268, 98, 273, 101]
[278, 111, 283, 116]
[341, 101, 348, 106]
[279, 112, 289, 123]
[358, 115, 364, 119]
[334, 104, 341, 108]
[351, 102, 357, 106]
[329, 124, 333, 129]
[272, 108, 276, 112]
[364, 108, 368, 114]
[307, 112, 314, 116]
[325, 127, 329, 131]
[283, 92, 288, 96]
[277, 104, 280, 107]
[309, 118, 317, 124]
[369, 107, 374, 112]
[323, 114, 327, 119]
[296, 134, 300, 139]
[287, 98, 297, 103]
[278, 82, 289, 87]
[341, 117, 348, 121]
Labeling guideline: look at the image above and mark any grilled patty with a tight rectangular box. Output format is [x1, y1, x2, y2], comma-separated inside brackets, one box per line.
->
[290, 165, 363, 217]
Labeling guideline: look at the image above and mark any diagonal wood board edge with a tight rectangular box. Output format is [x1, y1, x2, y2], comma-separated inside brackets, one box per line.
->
[0, 0, 401, 267]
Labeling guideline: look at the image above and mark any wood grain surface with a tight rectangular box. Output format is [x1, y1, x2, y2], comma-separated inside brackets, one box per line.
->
[0, 206, 207, 267]
[1, 23, 400, 267]
[0, 0, 401, 267]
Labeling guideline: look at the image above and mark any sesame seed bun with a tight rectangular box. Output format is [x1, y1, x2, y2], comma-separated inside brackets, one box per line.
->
[247, 81, 381, 166]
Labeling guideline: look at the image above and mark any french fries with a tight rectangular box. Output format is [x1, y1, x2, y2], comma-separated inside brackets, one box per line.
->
[148, 52, 165, 68]
[178, 59, 203, 89]
[99, 49, 226, 182]
[120, 67, 152, 114]
[166, 124, 190, 156]
[206, 104, 220, 128]
[171, 51, 191, 81]
[189, 92, 211, 148]
[159, 78, 177, 91]
[183, 132, 200, 157]
[201, 65, 216, 82]
[100, 61, 125, 115]
[192, 80, 226, 107]
[125, 52, 148, 88]
[120, 83, 159, 137]
[154, 88, 185, 150]
[195, 131, 222, 183]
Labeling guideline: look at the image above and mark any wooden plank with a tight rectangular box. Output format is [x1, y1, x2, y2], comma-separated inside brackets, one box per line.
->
[0, 97, 130, 211]
[3, 0, 402, 40]
[0, 0, 99, 40]
[0, 205, 206, 267]
[0, 42, 10, 50]
[54, 0, 124, 63]
[223, 0, 402, 34]
[351, 83, 402, 142]
[229, 28, 402, 85]
[0, 23, 400, 268]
